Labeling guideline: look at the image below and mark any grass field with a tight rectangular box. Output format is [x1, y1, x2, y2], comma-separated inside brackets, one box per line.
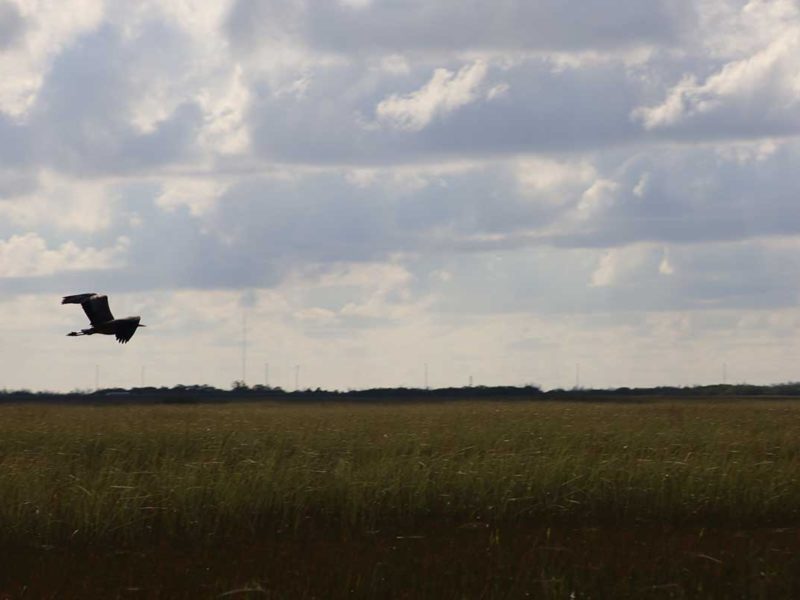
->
[1, 399, 799, 598]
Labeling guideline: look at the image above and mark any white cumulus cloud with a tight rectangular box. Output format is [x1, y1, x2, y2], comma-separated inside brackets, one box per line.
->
[376, 61, 488, 131]
[0, 233, 128, 277]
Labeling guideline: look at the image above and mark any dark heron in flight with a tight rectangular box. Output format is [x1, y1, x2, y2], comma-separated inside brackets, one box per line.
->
[63, 293, 146, 344]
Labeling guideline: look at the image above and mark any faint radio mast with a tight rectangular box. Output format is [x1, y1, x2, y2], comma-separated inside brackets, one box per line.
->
[241, 310, 247, 385]
[469, 375, 473, 387]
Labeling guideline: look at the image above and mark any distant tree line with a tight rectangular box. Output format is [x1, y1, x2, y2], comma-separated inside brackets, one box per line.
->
[3, 382, 800, 405]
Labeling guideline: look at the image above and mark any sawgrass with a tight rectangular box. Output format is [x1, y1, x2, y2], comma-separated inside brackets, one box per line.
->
[1, 400, 799, 597]
[0, 401, 799, 542]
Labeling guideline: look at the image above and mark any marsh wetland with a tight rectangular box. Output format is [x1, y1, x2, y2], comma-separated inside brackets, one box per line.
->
[1, 399, 799, 598]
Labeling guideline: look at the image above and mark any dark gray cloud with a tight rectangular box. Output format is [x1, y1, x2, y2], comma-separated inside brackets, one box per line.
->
[226, 0, 693, 54]
[0, 164, 557, 295]
[32, 25, 203, 174]
[223, 1, 799, 161]
[0, 23, 204, 176]
[0, 113, 32, 167]
[416, 236, 800, 317]
[0, 1, 788, 176]
[247, 58, 645, 164]
[546, 143, 800, 248]
[0, 0, 24, 50]
[6, 136, 800, 317]
[0, 168, 37, 200]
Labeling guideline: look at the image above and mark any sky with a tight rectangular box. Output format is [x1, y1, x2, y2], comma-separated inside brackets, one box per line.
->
[2, 0, 800, 392]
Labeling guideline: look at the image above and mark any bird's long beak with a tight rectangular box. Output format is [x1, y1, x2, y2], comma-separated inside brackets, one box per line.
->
[139, 324, 147, 327]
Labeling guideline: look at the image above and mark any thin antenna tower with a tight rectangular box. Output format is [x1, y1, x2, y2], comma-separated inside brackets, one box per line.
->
[241, 310, 247, 385]
[469, 375, 473, 387]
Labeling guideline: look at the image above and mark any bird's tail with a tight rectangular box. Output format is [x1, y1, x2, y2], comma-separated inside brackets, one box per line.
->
[62, 293, 96, 305]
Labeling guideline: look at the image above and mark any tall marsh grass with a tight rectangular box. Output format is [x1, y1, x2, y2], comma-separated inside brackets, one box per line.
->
[1, 400, 799, 545]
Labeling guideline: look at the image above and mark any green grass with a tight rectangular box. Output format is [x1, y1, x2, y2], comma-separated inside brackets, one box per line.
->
[1, 400, 799, 597]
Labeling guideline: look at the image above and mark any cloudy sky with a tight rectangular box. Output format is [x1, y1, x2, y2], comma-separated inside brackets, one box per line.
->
[2, 0, 800, 392]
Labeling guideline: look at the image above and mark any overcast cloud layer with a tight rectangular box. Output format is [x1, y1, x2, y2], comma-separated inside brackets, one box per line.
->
[2, 0, 800, 392]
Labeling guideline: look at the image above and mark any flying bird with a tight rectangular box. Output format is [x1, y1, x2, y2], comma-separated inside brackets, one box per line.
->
[63, 293, 146, 344]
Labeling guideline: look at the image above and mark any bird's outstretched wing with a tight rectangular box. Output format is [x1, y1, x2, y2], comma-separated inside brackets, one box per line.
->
[85, 295, 114, 325]
[62, 293, 114, 326]
[61, 293, 114, 327]
[62, 293, 97, 305]
[115, 317, 141, 344]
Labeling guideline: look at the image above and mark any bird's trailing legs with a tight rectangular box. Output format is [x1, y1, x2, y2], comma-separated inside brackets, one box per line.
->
[67, 329, 93, 337]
